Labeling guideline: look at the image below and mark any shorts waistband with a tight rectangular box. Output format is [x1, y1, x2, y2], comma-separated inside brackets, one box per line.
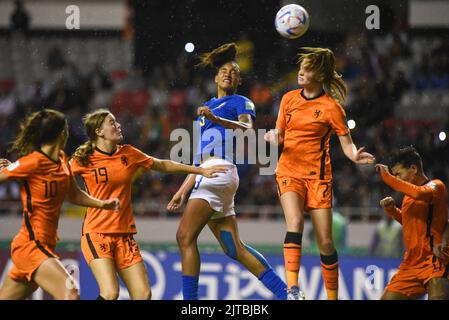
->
[200, 158, 235, 168]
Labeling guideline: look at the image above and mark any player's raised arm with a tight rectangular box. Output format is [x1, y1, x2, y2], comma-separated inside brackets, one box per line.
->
[376, 164, 435, 202]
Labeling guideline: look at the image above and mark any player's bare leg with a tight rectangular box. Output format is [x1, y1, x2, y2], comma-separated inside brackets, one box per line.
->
[208, 216, 265, 276]
[0, 276, 37, 300]
[33, 258, 79, 300]
[280, 192, 305, 233]
[118, 262, 151, 300]
[208, 215, 288, 299]
[381, 290, 412, 300]
[427, 277, 449, 300]
[176, 199, 215, 299]
[310, 208, 338, 299]
[309, 208, 335, 255]
[279, 191, 306, 299]
[89, 258, 119, 300]
[176, 199, 215, 276]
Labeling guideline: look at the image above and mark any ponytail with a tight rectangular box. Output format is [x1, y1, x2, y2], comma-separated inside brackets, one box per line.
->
[73, 140, 96, 167]
[325, 71, 347, 105]
[197, 43, 238, 69]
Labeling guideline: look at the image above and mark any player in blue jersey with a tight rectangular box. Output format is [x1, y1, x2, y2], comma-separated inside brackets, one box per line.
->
[167, 43, 287, 300]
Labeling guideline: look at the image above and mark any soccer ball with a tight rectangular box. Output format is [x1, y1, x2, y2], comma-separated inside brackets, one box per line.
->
[275, 4, 310, 39]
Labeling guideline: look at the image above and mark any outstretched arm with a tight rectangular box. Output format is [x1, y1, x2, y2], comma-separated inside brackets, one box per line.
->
[67, 176, 119, 210]
[338, 134, 375, 164]
[151, 158, 226, 178]
[376, 164, 435, 202]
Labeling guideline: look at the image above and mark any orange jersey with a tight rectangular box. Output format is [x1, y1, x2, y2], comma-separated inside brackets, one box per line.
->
[381, 170, 449, 268]
[275, 89, 350, 180]
[1, 150, 71, 244]
[70, 144, 154, 234]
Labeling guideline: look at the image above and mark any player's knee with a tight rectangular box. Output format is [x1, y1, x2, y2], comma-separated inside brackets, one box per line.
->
[144, 288, 152, 300]
[318, 240, 335, 255]
[220, 231, 238, 260]
[100, 290, 119, 300]
[131, 288, 151, 300]
[428, 278, 449, 300]
[429, 292, 448, 300]
[176, 229, 195, 249]
[286, 216, 303, 231]
[65, 289, 80, 300]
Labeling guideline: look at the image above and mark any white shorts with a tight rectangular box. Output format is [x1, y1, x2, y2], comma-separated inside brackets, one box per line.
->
[188, 158, 239, 220]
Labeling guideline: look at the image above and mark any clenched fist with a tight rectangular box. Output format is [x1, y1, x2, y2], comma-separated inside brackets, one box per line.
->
[380, 196, 395, 210]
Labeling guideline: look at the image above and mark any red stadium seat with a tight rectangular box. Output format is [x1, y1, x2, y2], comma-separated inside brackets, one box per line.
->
[129, 90, 150, 116]
[0, 79, 15, 92]
[111, 90, 150, 116]
[110, 70, 129, 82]
[111, 91, 131, 116]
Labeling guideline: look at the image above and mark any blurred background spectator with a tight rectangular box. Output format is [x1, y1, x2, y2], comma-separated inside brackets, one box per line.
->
[10, 0, 29, 33]
[370, 215, 404, 259]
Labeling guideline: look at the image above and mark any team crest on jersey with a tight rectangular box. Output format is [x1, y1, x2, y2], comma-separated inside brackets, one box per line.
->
[245, 101, 255, 111]
[314, 110, 322, 118]
[427, 181, 438, 190]
[99, 243, 107, 252]
[121, 156, 128, 166]
[6, 161, 19, 171]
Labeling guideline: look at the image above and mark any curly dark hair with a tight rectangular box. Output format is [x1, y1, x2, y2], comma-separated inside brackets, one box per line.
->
[387, 146, 423, 172]
[196, 43, 238, 69]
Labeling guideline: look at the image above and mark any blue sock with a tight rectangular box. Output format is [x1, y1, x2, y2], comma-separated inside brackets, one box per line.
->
[182, 275, 199, 300]
[258, 268, 288, 300]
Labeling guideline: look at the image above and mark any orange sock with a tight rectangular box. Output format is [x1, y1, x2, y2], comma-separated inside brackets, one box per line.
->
[321, 252, 339, 300]
[283, 243, 302, 289]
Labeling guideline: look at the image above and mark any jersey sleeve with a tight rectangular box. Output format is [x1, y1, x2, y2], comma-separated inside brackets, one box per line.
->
[236, 97, 256, 119]
[68, 158, 82, 175]
[385, 206, 403, 224]
[329, 103, 350, 136]
[127, 145, 154, 170]
[275, 93, 289, 130]
[380, 170, 439, 203]
[1, 154, 39, 180]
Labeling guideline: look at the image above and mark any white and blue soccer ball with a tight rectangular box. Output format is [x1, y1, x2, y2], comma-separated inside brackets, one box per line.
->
[275, 4, 310, 39]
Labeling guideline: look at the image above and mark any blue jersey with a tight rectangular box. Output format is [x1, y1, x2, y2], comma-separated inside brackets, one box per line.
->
[194, 94, 256, 165]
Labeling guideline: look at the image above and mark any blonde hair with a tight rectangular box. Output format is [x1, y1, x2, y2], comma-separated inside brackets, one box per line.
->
[197, 42, 238, 69]
[298, 47, 347, 104]
[72, 108, 110, 166]
[11, 109, 67, 157]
